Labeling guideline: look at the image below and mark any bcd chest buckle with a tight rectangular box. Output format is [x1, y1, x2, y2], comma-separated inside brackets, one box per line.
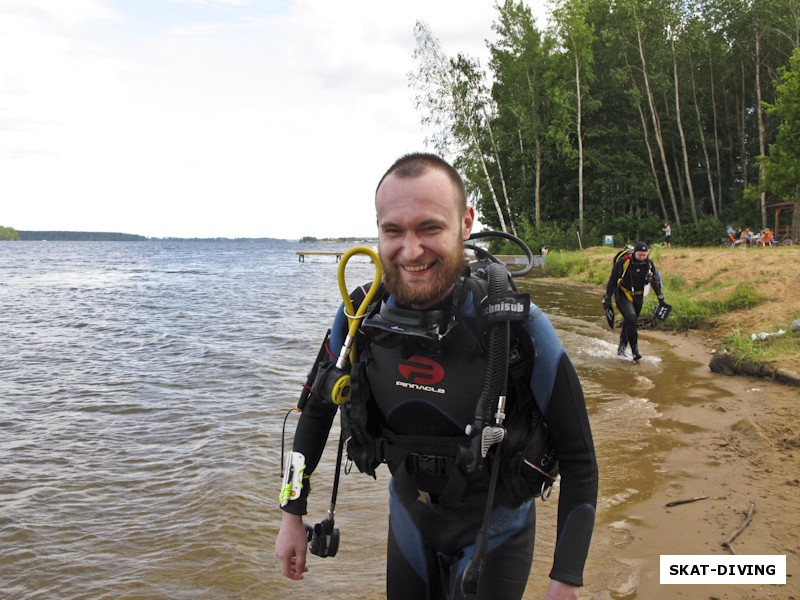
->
[406, 453, 449, 476]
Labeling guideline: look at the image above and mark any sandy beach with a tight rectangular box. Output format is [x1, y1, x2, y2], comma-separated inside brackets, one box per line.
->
[580, 330, 798, 600]
[517, 246, 800, 599]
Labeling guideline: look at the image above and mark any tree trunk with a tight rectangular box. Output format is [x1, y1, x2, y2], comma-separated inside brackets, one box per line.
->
[672, 36, 698, 223]
[634, 13, 681, 227]
[575, 53, 585, 243]
[793, 189, 800, 242]
[739, 60, 748, 190]
[465, 117, 509, 233]
[708, 51, 724, 214]
[672, 150, 687, 208]
[484, 114, 517, 237]
[534, 136, 542, 227]
[690, 55, 718, 217]
[754, 25, 769, 229]
[635, 93, 670, 222]
[526, 70, 543, 227]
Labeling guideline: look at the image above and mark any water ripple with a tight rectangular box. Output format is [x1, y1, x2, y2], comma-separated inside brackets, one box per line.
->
[0, 240, 350, 599]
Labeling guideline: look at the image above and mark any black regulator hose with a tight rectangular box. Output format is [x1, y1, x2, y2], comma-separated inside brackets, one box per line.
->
[465, 261, 511, 476]
[466, 230, 535, 278]
[461, 261, 513, 594]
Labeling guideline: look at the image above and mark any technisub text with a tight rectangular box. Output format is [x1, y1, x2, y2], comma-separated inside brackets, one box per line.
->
[484, 301, 526, 316]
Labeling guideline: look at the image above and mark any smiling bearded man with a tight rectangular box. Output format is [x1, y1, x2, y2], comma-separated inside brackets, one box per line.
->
[374, 155, 474, 309]
[276, 152, 598, 600]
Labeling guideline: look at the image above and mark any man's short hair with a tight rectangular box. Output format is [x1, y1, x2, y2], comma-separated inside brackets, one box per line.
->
[375, 152, 467, 212]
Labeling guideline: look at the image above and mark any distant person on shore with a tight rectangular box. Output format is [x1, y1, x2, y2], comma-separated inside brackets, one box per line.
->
[662, 223, 672, 248]
[603, 242, 667, 361]
[540, 244, 549, 262]
[756, 228, 774, 246]
[727, 226, 745, 247]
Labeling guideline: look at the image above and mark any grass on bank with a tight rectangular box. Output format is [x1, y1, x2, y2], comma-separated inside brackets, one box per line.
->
[539, 246, 800, 373]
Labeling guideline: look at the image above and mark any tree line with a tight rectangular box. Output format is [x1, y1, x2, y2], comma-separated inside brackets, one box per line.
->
[16, 231, 147, 241]
[0, 226, 20, 241]
[411, 0, 800, 249]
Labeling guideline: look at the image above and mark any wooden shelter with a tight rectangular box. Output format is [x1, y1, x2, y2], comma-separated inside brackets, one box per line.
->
[768, 201, 795, 240]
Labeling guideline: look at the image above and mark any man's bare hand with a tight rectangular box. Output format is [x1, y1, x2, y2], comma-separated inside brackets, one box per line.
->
[275, 513, 309, 580]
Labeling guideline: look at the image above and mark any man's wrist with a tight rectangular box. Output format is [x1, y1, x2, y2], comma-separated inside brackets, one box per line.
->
[282, 512, 303, 523]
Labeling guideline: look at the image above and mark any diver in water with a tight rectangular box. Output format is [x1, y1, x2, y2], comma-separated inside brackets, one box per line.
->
[603, 242, 666, 361]
[275, 153, 598, 599]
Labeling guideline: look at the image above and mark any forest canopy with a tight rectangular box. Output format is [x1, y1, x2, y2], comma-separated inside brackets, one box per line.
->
[411, 0, 800, 249]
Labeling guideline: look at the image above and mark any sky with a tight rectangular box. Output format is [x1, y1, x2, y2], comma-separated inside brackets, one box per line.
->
[1, 0, 546, 240]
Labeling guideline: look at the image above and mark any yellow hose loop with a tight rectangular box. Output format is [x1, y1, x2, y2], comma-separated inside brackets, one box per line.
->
[336, 246, 382, 367]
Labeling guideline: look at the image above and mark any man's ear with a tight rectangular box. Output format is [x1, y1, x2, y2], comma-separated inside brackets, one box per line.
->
[462, 207, 475, 239]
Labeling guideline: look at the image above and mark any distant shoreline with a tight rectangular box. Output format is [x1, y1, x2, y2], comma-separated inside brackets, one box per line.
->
[14, 231, 377, 243]
[17, 231, 148, 241]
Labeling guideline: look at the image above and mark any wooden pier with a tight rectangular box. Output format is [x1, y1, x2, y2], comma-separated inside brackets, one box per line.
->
[296, 251, 344, 262]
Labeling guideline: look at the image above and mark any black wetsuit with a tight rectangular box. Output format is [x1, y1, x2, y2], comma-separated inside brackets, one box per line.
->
[605, 255, 663, 349]
[282, 280, 598, 599]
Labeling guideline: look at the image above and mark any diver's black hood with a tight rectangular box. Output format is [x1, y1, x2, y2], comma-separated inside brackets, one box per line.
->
[632, 242, 649, 263]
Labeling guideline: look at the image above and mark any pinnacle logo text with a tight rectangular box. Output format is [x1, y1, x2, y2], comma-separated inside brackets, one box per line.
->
[397, 356, 445, 391]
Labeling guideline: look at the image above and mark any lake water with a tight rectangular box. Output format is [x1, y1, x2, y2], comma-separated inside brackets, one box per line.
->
[0, 239, 749, 599]
[0, 240, 381, 599]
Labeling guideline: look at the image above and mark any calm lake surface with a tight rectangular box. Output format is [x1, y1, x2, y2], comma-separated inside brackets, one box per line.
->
[0, 240, 744, 599]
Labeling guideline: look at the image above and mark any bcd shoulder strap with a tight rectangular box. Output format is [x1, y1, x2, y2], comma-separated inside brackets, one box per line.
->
[339, 280, 387, 479]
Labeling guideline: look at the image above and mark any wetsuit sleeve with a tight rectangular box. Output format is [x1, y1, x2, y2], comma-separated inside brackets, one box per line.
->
[648, 260, 664, 298]
[524, 308, 598, 587]
[605, 260, 623, 298]
[545, 354, 598, 586]
[280, 304, 347, 516]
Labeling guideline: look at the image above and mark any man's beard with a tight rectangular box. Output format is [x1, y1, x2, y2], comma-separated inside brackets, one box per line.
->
[382, 246, 467, 309]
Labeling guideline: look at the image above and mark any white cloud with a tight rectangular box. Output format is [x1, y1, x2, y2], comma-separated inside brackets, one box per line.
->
[1, 0, 546, 239]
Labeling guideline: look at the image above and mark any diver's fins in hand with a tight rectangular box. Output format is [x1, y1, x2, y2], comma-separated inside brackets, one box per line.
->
[604, 306, 615, 329]
[652, 302, 672, 321]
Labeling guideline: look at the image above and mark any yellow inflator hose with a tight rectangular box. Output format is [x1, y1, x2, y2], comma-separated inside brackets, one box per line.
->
[328, 246, 382, 404]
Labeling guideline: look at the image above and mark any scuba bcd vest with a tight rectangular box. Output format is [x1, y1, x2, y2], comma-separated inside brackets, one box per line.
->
[612, 246, 633, 265]
[614, 250, 661, 301]
[331, 272, 559, 506]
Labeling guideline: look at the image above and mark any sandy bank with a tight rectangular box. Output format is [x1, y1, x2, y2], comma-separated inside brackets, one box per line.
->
[563, 329, 798, 599]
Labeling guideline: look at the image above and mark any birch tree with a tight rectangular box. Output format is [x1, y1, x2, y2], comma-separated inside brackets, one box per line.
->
[410, 21, 514, 234]
[552, 0, 596, 243]
[489, 0, 556, 227]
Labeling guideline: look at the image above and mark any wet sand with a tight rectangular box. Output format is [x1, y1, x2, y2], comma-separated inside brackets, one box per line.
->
[541, 330, 800, 600]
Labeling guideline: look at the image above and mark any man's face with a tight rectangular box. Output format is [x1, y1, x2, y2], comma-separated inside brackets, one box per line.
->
[375, 168, 474, 309]
[634, 250, 648, 262]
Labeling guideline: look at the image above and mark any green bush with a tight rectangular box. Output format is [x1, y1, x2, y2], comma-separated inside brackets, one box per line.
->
[515, 219, 587, 253]
[0, 226, 20, 241]
[675, 215, 730, 247]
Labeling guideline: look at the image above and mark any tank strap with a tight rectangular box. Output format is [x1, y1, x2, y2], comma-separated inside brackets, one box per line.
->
[616, 257, 631, 290]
